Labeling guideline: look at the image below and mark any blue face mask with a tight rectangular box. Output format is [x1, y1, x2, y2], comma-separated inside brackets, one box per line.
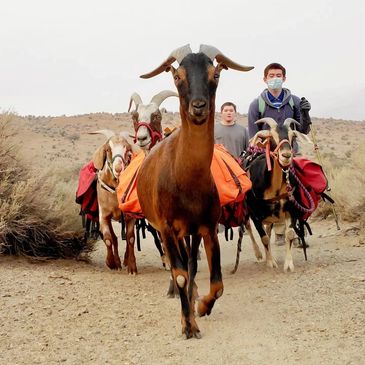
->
[267, 78, 283, 90]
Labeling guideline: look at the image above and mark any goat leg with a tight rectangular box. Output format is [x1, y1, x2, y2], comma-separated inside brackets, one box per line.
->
[197, 230, 223, 317]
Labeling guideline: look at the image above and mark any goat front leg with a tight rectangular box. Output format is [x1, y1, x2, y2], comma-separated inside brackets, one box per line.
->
[284, 215, 295, 272]
[198, 229, 223, 317]
[253, 219, 278, 268]
[124, 217, 137, 274]
[110, 224, 121, 270]
[99, 213, 118, 270]
[162, 227, 201, 339]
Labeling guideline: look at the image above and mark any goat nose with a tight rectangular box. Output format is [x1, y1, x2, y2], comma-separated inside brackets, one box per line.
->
[138, 135, 148, 142]
[192, 100, 206, 109]
[115, 163, 123, 174]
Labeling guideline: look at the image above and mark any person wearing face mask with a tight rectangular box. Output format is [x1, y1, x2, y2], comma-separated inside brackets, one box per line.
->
[247, 63, 312, 247]
[248, 62, 311, 141]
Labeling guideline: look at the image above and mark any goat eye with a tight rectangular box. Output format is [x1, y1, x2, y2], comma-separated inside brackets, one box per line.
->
[174, 75, 180, 81]
[214, 73, 220, 79]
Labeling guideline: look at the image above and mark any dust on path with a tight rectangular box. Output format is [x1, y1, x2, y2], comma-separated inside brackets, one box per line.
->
[1, 220, 364, 365]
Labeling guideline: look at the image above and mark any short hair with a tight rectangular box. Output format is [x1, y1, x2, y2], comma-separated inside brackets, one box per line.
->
[220, 102, 237, 112]
[264, 63, 286, 78]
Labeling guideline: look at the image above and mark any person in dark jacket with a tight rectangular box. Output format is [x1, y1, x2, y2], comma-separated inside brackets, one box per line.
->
[247, 62, 312, 246]
[248, 62, 311, 140]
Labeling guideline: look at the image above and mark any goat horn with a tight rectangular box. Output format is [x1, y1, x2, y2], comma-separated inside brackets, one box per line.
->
[283, 118, 301, 129]
[199, 44, 254, 72]
[128, 92, 143, 112]
[140, 44, 192, 79]
[255, 117, 278, 130]
[88, 129, 115, 140]
[150, 90, 178, 107]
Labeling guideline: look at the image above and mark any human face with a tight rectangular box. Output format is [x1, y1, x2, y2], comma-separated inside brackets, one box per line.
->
[221, 105, 236, 124]
[264, 69, 286, 90]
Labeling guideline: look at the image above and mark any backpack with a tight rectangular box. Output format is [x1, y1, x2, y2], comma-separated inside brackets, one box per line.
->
[258, 94, 294, 119]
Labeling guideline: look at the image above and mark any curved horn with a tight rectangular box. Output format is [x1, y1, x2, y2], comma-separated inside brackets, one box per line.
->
[255, 117, 278, 130]
[140, 44, 192, 79]
[88, 129, 115, 140]
[283, 118, 301, 129]
[199, 44, 254, 72]
[128, 92, 143, 112]
[150, 90, 178, 107]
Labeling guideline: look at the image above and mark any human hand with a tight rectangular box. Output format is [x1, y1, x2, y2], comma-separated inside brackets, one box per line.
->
[300, 97, 311, 111]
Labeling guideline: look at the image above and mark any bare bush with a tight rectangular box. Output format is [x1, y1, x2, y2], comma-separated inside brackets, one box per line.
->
[0, 112, 92, 258]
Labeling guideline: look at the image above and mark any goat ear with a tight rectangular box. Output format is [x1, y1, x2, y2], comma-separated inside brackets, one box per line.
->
[92, 144, 106, 170]
[216, 63, 228, 71]
[293, 131, 313, 144]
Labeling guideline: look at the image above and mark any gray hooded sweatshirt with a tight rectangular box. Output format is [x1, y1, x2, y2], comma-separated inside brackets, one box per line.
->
[248, 88, 310, 138]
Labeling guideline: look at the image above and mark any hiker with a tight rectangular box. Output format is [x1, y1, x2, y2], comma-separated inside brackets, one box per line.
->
[247, 62, 312, 246]
[215, 101, 249, 158]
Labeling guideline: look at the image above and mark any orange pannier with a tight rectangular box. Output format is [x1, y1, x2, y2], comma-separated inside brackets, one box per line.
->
[117, 151, 145, 218]
[211, 144, 252, 207]
[117, 145, 252, 216]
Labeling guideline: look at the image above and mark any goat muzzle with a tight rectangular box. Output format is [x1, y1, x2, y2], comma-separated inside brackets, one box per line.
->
[189, 99, 208, 123]
[134, 121, 162, 149]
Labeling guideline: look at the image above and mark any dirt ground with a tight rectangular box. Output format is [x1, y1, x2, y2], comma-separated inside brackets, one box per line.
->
[1, 219, 364, 365]
[1, 114, 365, 364]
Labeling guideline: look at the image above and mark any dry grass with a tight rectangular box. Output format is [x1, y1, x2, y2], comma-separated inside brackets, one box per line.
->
[0, 112, 93, 258]
[311, 140, 365, 233]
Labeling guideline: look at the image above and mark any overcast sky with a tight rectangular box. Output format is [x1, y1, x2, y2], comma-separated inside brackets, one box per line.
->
[1, 0, 364, 120]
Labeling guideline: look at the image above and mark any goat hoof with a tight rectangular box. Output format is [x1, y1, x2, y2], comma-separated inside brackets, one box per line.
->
[266, 259, 278, 269]
[284, 261, 295, 272]
[256, 252, 263, 262]
[197, 298, 213, 317]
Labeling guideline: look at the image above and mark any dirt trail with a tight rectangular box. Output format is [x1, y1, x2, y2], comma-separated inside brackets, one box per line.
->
[1, 220, 364, 365]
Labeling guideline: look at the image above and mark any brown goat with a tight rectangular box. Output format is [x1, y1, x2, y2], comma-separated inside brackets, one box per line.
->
[137, 44, 253, 338]
[91, 130, 137, 270]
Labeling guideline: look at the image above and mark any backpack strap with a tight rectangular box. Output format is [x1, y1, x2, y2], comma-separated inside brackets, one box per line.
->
[288, 96, 294, 111]
[258, 95, 266, 119]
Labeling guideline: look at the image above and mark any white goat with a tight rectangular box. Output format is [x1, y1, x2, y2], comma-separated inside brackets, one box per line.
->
[90, 129, 138, 270]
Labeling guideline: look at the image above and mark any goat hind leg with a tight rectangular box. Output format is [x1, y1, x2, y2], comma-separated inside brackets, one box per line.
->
[245, 220, 263, 262]
[125, 217, 137, 274]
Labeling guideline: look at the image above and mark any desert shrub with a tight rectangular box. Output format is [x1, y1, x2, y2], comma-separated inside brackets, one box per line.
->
[314, 143, 365, 231]
[0, 112, 92, 258]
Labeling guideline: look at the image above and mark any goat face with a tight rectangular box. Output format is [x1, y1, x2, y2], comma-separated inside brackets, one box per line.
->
[270, 125, 294, 168]
[253, 118, 302, 169]
[103, 136, 133, 178]
[132, 104, 162, 150]
[140, 44, 253, 126]
[173, 53, 219, 125]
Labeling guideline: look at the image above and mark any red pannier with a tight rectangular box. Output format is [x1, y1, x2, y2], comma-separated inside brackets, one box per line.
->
[292, 157, 328, 220]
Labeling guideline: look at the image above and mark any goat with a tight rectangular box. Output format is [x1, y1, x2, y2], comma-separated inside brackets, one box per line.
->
[121, 90, 177, 274]
[137, 44, 253, 338]
[128, 90, 178, 151]
[91, 130, 138, 270]
[246, 117, 311, 272]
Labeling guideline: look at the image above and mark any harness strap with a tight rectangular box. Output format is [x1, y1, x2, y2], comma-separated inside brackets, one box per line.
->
[134, 122, 163, 149]
[97, 172, 116, 194]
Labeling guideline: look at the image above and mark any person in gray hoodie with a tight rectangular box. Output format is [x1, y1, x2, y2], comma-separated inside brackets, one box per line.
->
[247, 62, 312, 246]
